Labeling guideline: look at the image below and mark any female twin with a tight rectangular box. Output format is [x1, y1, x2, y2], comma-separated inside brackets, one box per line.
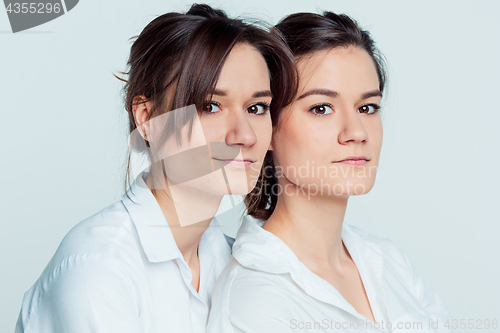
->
[15, 4, 296, 333]
[208, 11, 452, 333]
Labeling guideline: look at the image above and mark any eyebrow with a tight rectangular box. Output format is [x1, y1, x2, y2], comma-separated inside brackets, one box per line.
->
[297, 88, 382, 100]
[253, 90, 273, 98]
[297, 89, 338, 100]
[212, 89, 273, 98]
[361, 90, 382, 99]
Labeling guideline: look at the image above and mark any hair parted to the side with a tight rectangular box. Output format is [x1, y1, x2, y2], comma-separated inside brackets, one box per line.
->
[116, 3, 298, 200]
[245, 11, 388, 220]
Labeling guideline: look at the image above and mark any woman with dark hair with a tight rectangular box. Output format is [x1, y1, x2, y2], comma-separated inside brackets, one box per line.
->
[208, 11, 452, 333]
[15, 4, 296, 333]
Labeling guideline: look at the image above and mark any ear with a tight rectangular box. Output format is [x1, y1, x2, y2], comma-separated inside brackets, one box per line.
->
[132, 96, 153, 140]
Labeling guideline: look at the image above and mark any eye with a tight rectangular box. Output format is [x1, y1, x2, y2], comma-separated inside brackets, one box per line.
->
[201, 102, 221, 115]
[310, 104, 333, 116]
[247, 103, 270, 115]
[358, 104, 380, 114]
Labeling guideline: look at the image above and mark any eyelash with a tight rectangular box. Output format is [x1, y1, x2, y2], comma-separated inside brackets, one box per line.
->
[200, 101, 221, 115]
[358, 103, 381, 114]
[248, 102, 270, 115]
[309, 103, 333, 116]
[308, 103, 381, 116]
[200, 101, 271, 115]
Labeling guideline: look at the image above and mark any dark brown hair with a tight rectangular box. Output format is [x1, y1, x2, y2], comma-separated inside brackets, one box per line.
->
[118, 4, 297, 196]
[245, 11, 387, 220]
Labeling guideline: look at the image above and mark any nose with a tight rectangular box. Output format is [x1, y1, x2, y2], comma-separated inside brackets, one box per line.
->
[225, 109, 257, 147]
[337, 108, 369, 144]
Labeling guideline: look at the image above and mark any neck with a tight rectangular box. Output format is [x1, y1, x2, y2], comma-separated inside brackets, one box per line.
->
[145, 170, 223, 265]
[263, 180, 350, 272]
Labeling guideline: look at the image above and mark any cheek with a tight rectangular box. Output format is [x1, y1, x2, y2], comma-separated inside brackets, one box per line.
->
[154, 122, 207, 160]
[272, 118, 314, 166]
[199, 117, 225, 143]
[368, 119, 383, 157]
[252, 117, 273, 148]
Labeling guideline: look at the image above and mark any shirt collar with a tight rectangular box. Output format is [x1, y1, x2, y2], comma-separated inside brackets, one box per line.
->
[121, 170, 231, 264]
[232, 216, 388, 322]
[232, 216, 298, 274]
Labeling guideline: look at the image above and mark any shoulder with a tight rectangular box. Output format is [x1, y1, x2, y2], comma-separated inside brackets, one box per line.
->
[344, 223, 411, 267]
[19, 201, 147, 328]
[18, 251, 144, 333]
[216, 257, 288, 295]
[41, 198, 144, 280]
[53, 200, 142, 263]
[344, 224, 452, 319]
[343, 223, 419, 293]
[210, 258, 301, 332]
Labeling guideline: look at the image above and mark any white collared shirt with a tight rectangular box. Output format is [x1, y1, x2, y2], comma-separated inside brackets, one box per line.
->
[208, 216, 452, 333]
[15, 171, 232, 333]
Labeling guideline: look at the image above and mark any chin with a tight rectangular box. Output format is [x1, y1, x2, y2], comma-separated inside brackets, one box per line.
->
[224, 168, 262, 195]
[339, 178, 377, 196]
[298, 177, 377, 197]
[225, 179, 253, 195]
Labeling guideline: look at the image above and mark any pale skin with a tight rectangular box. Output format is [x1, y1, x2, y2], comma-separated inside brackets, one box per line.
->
[263, 46, 383, 322]
[132, 43, 273, 291]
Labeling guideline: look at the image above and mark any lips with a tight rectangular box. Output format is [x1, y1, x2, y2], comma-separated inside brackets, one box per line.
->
[212, 158, 255, 163]
[335, 156, 369, 162]
[212, 157, 256, 169]
[333, 156, 370, 166]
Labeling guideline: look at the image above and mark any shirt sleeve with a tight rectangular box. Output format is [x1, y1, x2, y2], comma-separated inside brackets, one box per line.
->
[16, 253, 145, 333]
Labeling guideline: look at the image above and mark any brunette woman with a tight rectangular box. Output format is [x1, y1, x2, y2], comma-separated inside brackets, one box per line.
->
[15, 4, 296, 333]
[208, 11, 451, 333]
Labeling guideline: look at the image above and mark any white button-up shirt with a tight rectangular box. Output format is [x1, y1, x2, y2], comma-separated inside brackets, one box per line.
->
[208, 217, 452, 333]
[15, 171, 232, 333]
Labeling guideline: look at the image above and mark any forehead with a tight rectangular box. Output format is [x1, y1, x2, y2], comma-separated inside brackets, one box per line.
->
[215, 43, 270, 93]
[297, 46, 379, 96]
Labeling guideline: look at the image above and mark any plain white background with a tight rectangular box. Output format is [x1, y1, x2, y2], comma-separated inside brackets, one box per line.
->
[1, 0, 499, 331]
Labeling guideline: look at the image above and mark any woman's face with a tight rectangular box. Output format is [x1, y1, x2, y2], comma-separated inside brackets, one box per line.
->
[270, 46, 383, 197]
[199, 43, 273, 195]
[150, 43, 273, 197]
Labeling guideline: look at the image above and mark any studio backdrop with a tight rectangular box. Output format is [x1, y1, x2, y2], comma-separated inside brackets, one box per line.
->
[1, 0, 499, 332]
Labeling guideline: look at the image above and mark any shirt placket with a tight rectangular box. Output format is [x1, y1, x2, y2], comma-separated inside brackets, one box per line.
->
[342, 232, 392, 331]
[175, 234, 218, 333]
